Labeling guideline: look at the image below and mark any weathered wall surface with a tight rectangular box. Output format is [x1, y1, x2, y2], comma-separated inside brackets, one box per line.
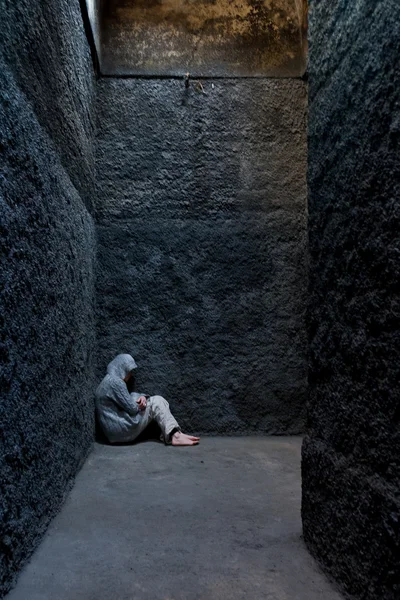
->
[0, 1, 96, 595]
[96, 78, 308, 434]
[101, 0, 307, 77]
[1, 0, 95, 210]
[302, 1, 400, 599]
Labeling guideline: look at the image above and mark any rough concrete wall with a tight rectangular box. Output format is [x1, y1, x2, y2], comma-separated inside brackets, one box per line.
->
[302, 1, 400, 599]
[0, 1, 96, 596]
[96, 78, 307, 435]
[101, 0, 307, 77]
[1, 0, 95, 210]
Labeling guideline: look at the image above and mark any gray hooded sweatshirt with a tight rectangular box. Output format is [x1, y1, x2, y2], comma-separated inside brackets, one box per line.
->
[95, 354, 145, 443]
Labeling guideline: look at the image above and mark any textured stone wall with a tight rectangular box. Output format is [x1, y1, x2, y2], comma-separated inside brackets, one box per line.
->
[1, 0, 95, 210]
[0, 1, 96, 596]
[302, 1, 400, 599]
[96, 78, 308, 434]
[101, 0, 308, 77]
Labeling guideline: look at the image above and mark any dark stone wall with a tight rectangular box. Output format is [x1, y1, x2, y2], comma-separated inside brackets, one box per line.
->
[96, 78, 308, 434]
[0, 1, 96, 596]
[1, 0, 95, 210]
[302, 1, 400, 599]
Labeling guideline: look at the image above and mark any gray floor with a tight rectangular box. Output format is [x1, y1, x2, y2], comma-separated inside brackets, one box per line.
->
[6, 438, 343, 600]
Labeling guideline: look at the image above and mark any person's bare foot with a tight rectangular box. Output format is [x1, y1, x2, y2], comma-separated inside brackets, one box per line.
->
[171, 431, 200, 446]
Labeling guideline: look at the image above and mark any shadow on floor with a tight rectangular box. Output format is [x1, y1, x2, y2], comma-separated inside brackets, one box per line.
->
[95, 415, 163, 446]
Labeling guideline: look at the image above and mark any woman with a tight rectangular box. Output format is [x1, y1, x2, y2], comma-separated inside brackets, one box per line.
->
[95, 354, 200, 446]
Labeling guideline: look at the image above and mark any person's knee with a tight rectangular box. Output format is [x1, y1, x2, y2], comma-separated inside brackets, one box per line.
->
[151, 395, 169, 408]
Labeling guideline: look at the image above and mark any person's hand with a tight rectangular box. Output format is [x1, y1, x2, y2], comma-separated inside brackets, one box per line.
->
[136, 395, 147, 411]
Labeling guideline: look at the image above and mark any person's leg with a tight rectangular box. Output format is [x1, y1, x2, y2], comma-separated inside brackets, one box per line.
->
[148, 396, 200, 446]
[148, 396, 179, 440]
[122, 407, 153, 443]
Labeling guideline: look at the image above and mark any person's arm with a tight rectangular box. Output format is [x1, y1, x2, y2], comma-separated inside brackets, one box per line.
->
[129, 392, 148, 402]
[130, 392, 148, 411]
[110, 379, 140, 416]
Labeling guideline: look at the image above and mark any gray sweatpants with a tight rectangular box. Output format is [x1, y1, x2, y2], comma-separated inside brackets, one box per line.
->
[132, 395, 180, 444]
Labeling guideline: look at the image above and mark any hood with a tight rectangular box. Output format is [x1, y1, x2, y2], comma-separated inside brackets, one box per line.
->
[106, 354, 137, 380]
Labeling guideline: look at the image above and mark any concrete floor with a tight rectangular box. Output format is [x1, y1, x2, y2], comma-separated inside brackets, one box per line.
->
[6, 437, 343, 600]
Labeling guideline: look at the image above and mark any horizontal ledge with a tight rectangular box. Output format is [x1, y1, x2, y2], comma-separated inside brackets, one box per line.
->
[99, 72, 308, 81]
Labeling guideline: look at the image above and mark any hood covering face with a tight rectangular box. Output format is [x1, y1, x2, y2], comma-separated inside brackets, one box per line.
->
[107, 354, 137, 380]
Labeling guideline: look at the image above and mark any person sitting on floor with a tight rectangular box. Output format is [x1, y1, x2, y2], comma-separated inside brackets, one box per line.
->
[95, 354, 199, 446]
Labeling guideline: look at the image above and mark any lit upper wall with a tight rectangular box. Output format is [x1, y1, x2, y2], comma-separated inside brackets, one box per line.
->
[97, 0, 307, 77]
[85, 0, 105, 65]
